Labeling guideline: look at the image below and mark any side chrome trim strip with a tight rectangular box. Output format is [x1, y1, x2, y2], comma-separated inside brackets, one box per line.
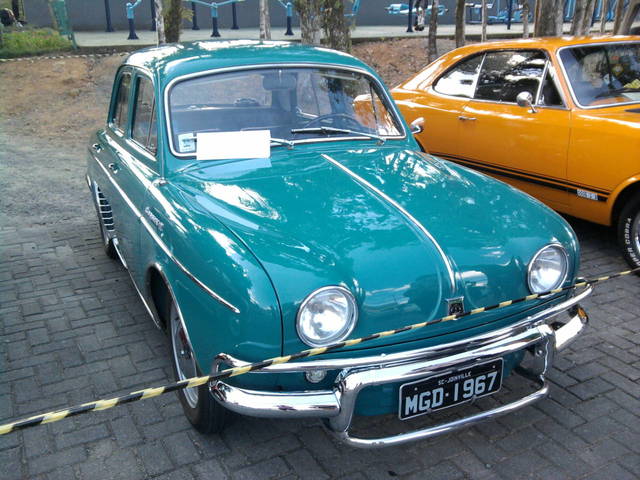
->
[92, 154, 240, 314]
[321, 153, 456, 291]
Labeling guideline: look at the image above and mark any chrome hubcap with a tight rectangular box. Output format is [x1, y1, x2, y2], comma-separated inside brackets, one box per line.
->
[171, 304, 199, 408]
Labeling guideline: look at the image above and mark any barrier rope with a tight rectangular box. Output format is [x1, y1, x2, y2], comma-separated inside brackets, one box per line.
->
[1, 266, 638, 435]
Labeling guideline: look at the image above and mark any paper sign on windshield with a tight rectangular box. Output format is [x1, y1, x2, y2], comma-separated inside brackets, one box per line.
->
[196, 130, 271, 161]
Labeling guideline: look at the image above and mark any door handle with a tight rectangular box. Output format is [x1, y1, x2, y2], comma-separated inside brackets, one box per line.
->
[92, 143, 102, 152]
[108, 163, 119, 173]
[458, 116, 477, 122]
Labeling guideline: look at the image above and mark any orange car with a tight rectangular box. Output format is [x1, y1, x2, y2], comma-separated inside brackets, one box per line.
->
[392, 37, 640, 268]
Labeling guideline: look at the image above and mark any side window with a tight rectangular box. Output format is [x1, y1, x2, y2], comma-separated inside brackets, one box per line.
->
[537, 69, 564, 107]
[475, 50, 546, 103]
[112, 72, 131, 132]
[131, 75, 157, 153]
[433, 55, 483, 98]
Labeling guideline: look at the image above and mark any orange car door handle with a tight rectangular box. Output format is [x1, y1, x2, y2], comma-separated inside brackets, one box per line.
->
[458, 116, 477, 122]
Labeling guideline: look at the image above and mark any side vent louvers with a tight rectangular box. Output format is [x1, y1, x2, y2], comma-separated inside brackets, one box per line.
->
[97, 188, 115, 231]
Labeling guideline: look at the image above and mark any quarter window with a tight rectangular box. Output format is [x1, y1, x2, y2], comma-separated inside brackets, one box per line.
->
[132, 76, 157, 153]
[538, 69, 564, 107]
[112, 72, 131, 132]
[475, 50, 546, 103]
[433, 55, 483, 98]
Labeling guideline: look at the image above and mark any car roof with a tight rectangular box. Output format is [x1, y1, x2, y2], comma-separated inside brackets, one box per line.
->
[451, 35, 639, 56]
[123, 40, 374, 84]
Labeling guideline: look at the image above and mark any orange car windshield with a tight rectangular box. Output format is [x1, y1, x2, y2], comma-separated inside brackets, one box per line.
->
[560, 43, 640, 108]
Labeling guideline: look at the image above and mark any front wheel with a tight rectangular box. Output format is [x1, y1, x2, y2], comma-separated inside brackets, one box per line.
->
[617, 194, 640, 269]
[169, 298, 227, 433]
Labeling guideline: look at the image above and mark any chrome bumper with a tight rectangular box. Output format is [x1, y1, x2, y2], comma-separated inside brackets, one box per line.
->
[210, 286, 591, 448]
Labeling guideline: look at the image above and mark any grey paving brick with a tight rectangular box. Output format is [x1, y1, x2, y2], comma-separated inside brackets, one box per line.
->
[234, 457, 291, 480]
[136, 441, 175, 477]
[193, 459, 228, 479]
[28, 446, 87, 476]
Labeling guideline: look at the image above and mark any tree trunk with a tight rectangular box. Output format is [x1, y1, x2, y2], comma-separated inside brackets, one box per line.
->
[481, 0, 488, 42]
[583, 0, 598, 33]
[613, 0, 625, 33]
[294, 0, 321, 45]
[259, 0, 271, 40]
[321, 0, 351, 52]
[164, 0, 182, 43]
[617, 0, 640, 33]
[522, 0, 531, 37]
[428, 0, 439, 62]
[535, 0, 561, 35]
[600, 0, 608, 32]
[154, 0, 166, 45]
[455, 0, 466, 47]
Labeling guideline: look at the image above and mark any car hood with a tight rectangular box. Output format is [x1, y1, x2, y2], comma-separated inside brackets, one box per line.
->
[173, 143, 578, 353]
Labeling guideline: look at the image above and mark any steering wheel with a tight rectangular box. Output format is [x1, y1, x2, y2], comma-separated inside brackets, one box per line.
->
[303, 113, 363, 130]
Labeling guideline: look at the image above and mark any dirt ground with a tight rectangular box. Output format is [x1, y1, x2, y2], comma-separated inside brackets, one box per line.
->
[0, 38, 454, 228]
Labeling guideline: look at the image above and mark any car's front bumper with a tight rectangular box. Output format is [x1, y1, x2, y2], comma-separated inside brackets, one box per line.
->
[210, 285, 591, 448]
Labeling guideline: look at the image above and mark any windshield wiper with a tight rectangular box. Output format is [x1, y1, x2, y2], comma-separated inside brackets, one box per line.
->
[595, 87, 640, 99]
[290, 126, 386, 145]
[270, 137, 295, 149]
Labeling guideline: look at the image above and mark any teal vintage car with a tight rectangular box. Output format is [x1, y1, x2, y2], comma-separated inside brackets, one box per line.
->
[87, 40, 591, 448]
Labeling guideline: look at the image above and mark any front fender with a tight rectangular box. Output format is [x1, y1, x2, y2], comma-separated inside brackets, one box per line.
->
[139, 181, 282, 371]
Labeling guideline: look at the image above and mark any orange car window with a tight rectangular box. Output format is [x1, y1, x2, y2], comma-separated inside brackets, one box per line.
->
[475, 50, 546, 103]
[433, 54, 483, 98]
[538, 69, 564, 107]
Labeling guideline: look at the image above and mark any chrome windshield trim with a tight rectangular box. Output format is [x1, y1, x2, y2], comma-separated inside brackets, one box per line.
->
[91, 154, 240, 314]
[556, 40, 640, 110]
[213, 284, 592, 373]
[321, 153, 457, 291]
[163, 62, 407, 159]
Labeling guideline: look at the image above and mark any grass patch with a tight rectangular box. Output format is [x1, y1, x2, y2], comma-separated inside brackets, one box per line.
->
[0, 28, 72, 58]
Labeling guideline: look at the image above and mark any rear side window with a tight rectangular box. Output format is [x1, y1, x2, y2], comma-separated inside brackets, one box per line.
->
[131, 76, 157, 154]
[475, 50, 546, 103]
[112, 72, 131, 132]
[433, 55, 483, 98]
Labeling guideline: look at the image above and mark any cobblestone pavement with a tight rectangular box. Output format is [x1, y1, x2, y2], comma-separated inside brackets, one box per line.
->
[1, 212, 639, 479]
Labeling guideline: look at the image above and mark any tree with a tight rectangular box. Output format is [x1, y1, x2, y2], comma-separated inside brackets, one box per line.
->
[454, 0, 465, 47]
[294, 0, 321, 45]
[571, 0, 597, 35]
[259, 0, 271, 39]
[535, 0, 562, 35]
[613, 0, 625, 33]
[481, 0, 487, 42]
[616, 0, 640, 33]
[322, 0, 351, 52]
[599, 0, 608, 32]
[154, 0, 166, 44]
[164, 0, 182, 43]
[522, 0, 530, 37]
[427, 0, 439, 62]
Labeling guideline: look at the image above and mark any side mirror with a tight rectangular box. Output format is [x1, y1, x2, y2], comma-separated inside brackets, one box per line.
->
[410, 117, 425, 134]
[516, 91, 537, 113]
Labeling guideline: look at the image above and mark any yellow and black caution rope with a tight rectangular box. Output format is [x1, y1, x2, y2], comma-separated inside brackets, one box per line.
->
[0, 266, 638, 436]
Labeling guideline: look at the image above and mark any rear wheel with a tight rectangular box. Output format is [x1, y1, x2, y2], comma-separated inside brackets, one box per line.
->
[617, 194, 640, 269]
[168, 298, 227, 433]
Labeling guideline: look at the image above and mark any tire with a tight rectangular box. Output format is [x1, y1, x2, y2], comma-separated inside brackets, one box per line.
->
[617, 194, 640, 269]
[98, 217, 118, 260]
[168, 297, 227, 433]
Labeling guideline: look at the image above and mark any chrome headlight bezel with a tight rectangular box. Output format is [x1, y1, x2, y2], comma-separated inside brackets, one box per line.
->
[527, 244, 569, 294]
[296, 286, 358, 348]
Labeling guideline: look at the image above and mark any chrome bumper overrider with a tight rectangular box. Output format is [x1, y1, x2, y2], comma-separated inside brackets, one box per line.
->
[210, 286, 592, 448]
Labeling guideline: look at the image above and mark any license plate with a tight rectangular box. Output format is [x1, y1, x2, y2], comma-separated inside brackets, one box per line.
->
[399, 359, 503, 420]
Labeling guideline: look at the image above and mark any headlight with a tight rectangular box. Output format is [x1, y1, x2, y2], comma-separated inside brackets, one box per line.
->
[527, 244, 569, 294]
[296, 286, 358, 347]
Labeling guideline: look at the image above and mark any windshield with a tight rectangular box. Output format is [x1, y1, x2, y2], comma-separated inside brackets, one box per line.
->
[559, 43, 640, 108]
[168, 66, 403, 156]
